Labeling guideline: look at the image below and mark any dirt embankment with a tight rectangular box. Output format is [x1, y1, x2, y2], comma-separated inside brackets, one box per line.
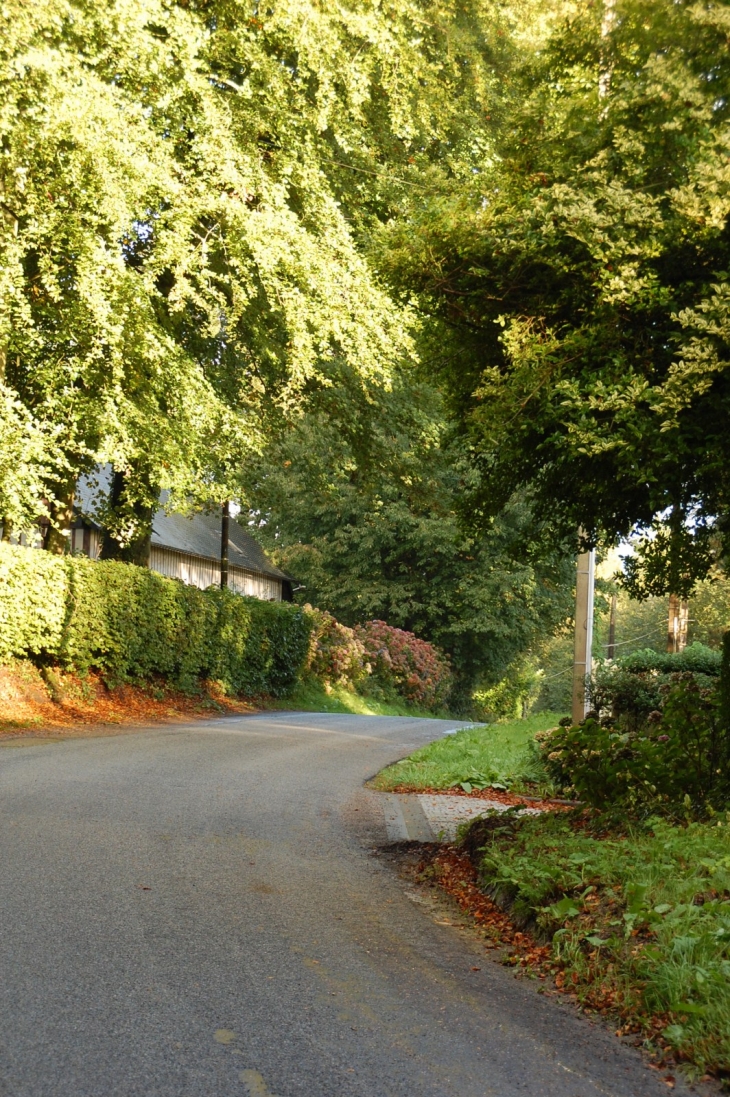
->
[0, 662, 257, 740]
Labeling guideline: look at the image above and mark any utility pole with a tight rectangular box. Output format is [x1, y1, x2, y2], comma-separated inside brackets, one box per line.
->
[569, 0, 612, 723]
[599, 0, 617, 99]
[0, 195, 18, 542]
[220, 501, 230, 590]
[572, 542, 595, 724]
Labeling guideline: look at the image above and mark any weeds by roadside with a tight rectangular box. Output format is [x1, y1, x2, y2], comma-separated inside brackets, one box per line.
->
[413, 838, 685, 1090]
[373, 673, 730, 1086]
[454, 808, 730, 1082]
[266, 676, 449, 719]
[371, 713, 564, 792]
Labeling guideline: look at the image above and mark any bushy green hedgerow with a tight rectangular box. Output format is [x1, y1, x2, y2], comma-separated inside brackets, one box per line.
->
[0, 543, 311, 695]
[534, 641, 730, 816]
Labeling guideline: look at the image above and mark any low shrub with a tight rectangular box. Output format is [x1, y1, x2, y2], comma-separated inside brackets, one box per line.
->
[355, 619, 453, 711]
[473, 658, 543, 721]
[304, 607, 369, 688]
[590, 643, 720, 730]
[0, 542, 311, 696]
[536, 674, 730, 814]
[536, 640, 730, 815]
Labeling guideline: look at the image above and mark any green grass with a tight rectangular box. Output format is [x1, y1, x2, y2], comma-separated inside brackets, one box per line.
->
[472, 810, 730, 1078]
[269, 677, 450, 720]
[371, 711, 565, 791]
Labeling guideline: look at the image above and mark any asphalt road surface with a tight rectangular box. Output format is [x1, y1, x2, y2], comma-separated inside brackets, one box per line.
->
[0, 713, 695, 1097]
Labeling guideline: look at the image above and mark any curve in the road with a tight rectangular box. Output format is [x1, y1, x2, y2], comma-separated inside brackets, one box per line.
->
[0, 713, 693, 1097]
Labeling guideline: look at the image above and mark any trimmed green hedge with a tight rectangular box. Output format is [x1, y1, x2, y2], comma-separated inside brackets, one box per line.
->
[0, 543, 311, 695]
[619, 642, 721, 677]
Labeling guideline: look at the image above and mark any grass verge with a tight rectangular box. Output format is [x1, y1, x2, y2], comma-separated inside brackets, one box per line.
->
[462, 808, 730, 1081]
[270, 677, 449, 719]
[370, 711, 565, 791]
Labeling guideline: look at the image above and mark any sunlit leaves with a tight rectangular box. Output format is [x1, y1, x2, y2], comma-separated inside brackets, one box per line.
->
[373, 0, 730, 589]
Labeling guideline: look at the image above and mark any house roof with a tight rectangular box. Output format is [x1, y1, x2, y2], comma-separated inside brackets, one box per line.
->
[150, 510, 289, 581]
[75, 469, 288, 582]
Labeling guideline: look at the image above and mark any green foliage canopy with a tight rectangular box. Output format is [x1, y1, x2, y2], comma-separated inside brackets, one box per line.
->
[3, 0, 479, 537]
[373, 0, 730, 591]
[244, 374, 574, 704]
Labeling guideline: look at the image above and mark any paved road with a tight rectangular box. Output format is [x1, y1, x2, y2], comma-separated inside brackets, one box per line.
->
[0, 713, 694, 1097]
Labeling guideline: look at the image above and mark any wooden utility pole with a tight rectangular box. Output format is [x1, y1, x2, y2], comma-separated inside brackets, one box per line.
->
[667, 594, 689, 653]
[599, 0, 616, 99]
[569, 0, 611, 724]
[220, 501, 230, 589]
[572, 544, 595, 724]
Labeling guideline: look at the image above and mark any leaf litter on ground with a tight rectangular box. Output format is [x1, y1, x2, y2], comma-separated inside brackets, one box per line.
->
[415, 805, 730, 1086]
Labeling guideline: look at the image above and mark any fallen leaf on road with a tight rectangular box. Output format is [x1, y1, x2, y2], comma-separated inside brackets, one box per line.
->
[214, 1029, 237, 1045]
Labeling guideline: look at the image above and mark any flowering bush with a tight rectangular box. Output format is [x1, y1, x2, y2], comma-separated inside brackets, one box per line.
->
[589, 643, 720, 730]
[300, 608, 452, 711]
[355, 620, 452, 711]
[304, 607, 369, 687]
[535, 674, 730, 814]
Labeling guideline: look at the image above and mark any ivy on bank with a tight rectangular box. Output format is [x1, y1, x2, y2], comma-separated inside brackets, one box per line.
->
[0, 543, 311, 696]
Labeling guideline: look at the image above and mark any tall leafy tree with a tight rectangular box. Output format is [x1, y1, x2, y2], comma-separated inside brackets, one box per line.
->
[244, 374, 574, 705]
[372, 0, 730, 592]
[5, 0, 490, 550]
[0, 0, 581, 699]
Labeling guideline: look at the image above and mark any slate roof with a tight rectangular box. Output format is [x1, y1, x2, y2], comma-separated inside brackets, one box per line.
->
[75, 469, 288, 582]
[150, 510, 289, 581]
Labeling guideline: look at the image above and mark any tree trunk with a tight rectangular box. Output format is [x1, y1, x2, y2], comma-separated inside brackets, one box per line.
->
[0, 517, 12, 542]
[679, 599, 689, 651]
[44, 480, 75, 555]
[667, 593, 689, 653]
[107, 528, 153, 567]
[99, 470, 155, 566]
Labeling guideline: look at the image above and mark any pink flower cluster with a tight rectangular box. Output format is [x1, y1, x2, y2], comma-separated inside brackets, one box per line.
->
[355, 620, 453, 710]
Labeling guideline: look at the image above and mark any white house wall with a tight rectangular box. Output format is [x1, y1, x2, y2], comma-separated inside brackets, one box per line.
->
[228, 565, 282, 601]
[70, 528, 101, 559]
[149, 546, 282, 601]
